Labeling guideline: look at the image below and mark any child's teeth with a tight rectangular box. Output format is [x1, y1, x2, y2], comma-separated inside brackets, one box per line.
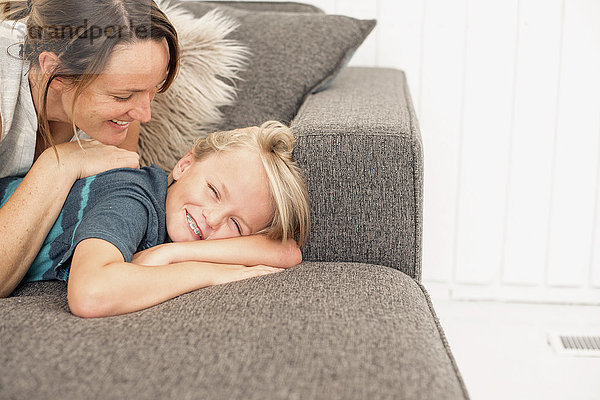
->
[186, 211, 203, 238]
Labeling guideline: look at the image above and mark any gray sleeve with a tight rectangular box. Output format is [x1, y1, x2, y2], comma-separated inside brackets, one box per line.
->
[70, 190, 152, 263]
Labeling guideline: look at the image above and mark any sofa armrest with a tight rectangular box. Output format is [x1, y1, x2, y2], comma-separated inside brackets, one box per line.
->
[292, 67, 424, 281]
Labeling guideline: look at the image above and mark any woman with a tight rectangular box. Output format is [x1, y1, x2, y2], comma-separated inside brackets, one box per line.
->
[0, 0, 180, 296]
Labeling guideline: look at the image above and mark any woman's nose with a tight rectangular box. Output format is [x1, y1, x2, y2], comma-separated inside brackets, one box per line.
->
[128, 92, 153, 123]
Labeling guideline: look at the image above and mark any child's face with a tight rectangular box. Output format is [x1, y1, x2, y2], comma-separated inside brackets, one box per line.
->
[165, 148, 274, 242]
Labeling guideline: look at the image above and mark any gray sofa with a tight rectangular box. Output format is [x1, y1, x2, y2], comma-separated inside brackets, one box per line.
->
[0, 3, 469, 400]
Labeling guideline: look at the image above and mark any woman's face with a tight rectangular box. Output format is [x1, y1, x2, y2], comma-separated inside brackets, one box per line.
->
[166, 148, 274, 242]
[61, 39, 169, 146]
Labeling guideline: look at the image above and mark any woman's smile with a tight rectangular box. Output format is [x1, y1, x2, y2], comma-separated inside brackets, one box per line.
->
[62, 40, 169, 146]
[108, 119, 131, 129]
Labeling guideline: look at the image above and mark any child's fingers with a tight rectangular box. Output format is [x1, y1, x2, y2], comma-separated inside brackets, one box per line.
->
[240, 265, 284, 281]
[212, 264, 284, 286]
[250, 265, 285, 276]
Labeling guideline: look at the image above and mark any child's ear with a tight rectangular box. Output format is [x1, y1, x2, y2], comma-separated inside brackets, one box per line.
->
[171, 151, 195, 181]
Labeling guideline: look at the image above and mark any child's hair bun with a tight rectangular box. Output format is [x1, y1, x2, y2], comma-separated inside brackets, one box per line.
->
[257, 121, 295, 159]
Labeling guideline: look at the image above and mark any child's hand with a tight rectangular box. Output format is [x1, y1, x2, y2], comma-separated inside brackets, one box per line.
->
[132, 244, 174, 266]
[210, 264, 284, 286]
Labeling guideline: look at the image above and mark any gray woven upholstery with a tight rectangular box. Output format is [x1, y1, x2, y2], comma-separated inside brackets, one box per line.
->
[2, 263, 467, 400]
[201, 1, 323, 13]
[293, 67, 424, 281]
[179, 1, 375, 129]
[0, 5, 467, 395]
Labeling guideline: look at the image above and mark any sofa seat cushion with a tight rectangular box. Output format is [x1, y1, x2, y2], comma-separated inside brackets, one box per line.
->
[2, 263, 468, 400]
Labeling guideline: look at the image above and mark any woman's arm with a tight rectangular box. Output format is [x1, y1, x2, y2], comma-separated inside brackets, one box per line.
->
[68, 238, 282, 318]
[132, 235, 302, 269]
[0, 141, 139, 297]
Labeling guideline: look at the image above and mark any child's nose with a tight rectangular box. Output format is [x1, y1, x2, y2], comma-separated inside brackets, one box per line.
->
[203, 208, 227, 230]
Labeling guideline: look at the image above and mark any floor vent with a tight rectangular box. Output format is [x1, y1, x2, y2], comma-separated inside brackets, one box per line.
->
[548, 333, 600, 357]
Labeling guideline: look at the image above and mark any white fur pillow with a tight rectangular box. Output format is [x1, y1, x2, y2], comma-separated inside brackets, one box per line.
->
[139, 3, 247, 172]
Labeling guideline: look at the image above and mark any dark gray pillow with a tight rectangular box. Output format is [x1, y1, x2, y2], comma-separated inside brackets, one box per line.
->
[200, 1, 324, 13]
[180, 1, 375, 129]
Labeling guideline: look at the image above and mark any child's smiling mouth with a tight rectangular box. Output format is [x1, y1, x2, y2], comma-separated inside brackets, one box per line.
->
[185, 209, 204, 240]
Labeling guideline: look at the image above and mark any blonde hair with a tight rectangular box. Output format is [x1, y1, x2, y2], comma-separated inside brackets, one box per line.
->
[191, 121, 310, 246]
[1, 0, 180, 153]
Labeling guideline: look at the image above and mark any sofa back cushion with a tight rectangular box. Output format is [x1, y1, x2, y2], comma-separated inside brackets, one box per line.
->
[201, 1, 323, 13]
[141, 0, 374, 172]
[179, 1, 375, 130]
[139, 5, 248, 171]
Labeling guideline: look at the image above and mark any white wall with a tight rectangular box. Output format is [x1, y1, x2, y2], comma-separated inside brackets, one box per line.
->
[189, 0, 600, 304]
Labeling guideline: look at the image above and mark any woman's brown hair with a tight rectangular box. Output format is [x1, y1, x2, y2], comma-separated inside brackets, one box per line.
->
[1, 0, 180, 151]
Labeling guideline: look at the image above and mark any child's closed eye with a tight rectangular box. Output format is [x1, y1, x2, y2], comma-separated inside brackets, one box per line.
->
[209, 182, 242, 235]
[208, 183, 219, 200]
[231, 218, 242, 235]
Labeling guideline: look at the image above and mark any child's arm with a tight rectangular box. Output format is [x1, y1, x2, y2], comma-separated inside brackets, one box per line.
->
[68, 238, 282, 318]
[132, 234, 302, 269]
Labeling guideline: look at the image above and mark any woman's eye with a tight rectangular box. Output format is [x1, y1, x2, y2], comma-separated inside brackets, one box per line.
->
[113, 95, 132, 102]
[232, 218, 242, 235]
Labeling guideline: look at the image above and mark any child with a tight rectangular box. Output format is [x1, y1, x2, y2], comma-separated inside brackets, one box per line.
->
[0, 121, 310, 317]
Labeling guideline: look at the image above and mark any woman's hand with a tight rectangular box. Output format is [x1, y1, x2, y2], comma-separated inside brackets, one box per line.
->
[48, 140, 140, 180]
